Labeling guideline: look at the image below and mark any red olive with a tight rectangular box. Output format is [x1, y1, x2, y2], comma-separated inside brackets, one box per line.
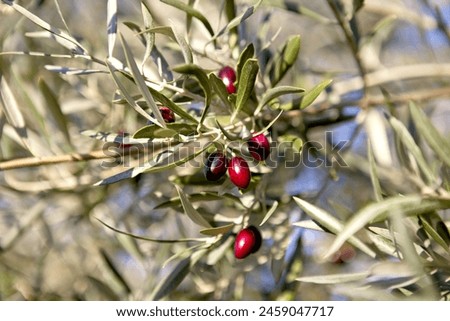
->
[234, 226, 262, 259]
[218, 66, 237, 94]
[159, 106, 175, 123]
[228, 156, 251, 189]
[247, 133, 270, 161]
[204, 152, 228, 181]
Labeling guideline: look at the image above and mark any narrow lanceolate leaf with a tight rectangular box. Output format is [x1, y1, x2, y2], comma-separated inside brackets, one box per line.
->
[172, 64, 211, 108]
[147, 88, 198, 124]
[151, 257, 191, 300]
[388, 116, 437, 185]
[140, 2, 155, 68]
[150, 248, 206, 300]
[45, 65, 107, 75]
[161, 0, 214, 36]
[236, 43, 255, 83]
[107, 0, 118, 57]
[300, 79, 332, 109]
[293, 197, 376, 259]
[120, 34, 166, 128]
[367, 140, 383, 202]
[269, 35, 301, 86]
[409, 101, 450, 168]
[38, 79, 71, 145]
[175, 185, 212, 228]
[213, 0, 263, 40]
[260, 201, 279, 226]
[0, 77, 25, 128]
[324, 195, 450, 259]
[8, 1, 87, 54]
[209, 73, 233, 111]
[106, 60, 158, 124]
[256, 86, 305, 114]
[96, 218, 205, 243]
[297, 271, 369, 284]
[170, 20, 193, 64]
[133, 123, 197, 139]
[231, 58, 259, 123]
[200, 223, 234, 236]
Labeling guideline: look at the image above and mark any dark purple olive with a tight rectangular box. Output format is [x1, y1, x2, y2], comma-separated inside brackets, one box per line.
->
[204, 152, 228, 181]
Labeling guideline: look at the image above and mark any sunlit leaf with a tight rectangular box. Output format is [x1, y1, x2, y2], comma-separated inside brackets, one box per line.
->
[259, 201, 279, 226]
[300, 79, 332, 109]
[256, 86, 305, 114]
[140, 2, 155, 68]
[293, 197, 376, 258]
[409, 101, 450, 168]
[389, 115, 437, 185]
[324, 195, 450, 259]
[120, 34, 166, 128]
[170, 20, 193, 64]
[297, 271, 369, 284]
[269, 35, 301, 86]
[9, 1, 87, 54]
[236, 43, 255, 85]
[231, 58, 259, 123]
[107, 0, 117, 57]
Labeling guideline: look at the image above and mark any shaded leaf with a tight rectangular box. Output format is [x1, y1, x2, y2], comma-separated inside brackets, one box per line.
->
[9, 1, 86, 54]
[172, 64, 211, 108]
[151, 257, 191, 300]
[209, 73, 233, 111]
[200, 223, 234, 236]
[147, 88, 198, 124]
[154, 192, 227, 209]
[300, 79, 332, 109]
[277, 134, 303, 153]
[38, 78, 71, 146]
[231, 58, 259, 123]
[161, 0, 214, 36]
[100, 248, 132, 294]
[175, 185, 212, 228]
[133, 123, 197, 139]
[45, 65, 107, 75]
[213, 0, 263, 40]
[96, 218, 205, 243]
[419, 215, 450, 250]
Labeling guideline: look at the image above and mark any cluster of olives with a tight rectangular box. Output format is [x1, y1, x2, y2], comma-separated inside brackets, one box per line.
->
[204, 66, 272, 259]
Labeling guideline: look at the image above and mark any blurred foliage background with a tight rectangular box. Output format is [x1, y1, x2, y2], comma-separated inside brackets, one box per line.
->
[0, 0, 449, 301]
